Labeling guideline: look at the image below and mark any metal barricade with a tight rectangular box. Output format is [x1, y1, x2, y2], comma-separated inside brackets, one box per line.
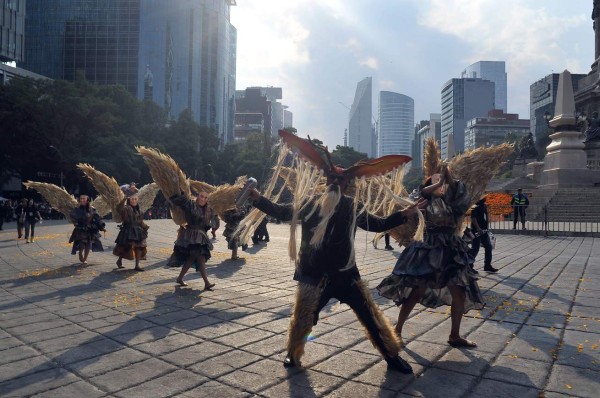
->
[484, 203, 600, 237]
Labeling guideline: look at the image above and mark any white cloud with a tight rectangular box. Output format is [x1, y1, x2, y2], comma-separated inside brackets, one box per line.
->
[360, 57, 379, 70]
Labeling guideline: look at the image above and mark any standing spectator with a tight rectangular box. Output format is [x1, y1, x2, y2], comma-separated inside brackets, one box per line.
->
[0, 201, 8, 230]
[223, 206, 247, 259]
[468, 195, 497, 273]
[510, 188, 529, 230]
[15, 199, 27, 239]
[23, 199, 42, 243]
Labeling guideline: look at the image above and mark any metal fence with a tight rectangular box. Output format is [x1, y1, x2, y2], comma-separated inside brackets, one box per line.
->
[483, 204, 600, 237]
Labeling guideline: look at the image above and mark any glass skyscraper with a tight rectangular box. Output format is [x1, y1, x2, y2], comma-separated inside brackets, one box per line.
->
[20, 0, 237, 145]
[349, 77, 374, 157]
[377, 91, 414, 157]
[461, 61, 507, 112]
[440, 78, 495, 159]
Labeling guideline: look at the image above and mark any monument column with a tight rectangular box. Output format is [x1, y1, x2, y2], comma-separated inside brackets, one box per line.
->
[540, 70, 598, 187]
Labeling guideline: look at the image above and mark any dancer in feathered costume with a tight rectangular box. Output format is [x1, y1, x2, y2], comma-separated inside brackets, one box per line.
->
[241, 130, 425, 373]
[113, 195, 149, 271]
[76, 164, 159, 271]
[136, 147, 230, 289]
[377, 138, 513, 348]
[22, 181, 105, 264]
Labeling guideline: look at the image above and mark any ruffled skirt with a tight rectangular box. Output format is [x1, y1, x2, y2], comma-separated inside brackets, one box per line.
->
[113, 224, 148, 260]
[70, 227, 104, 254]
[377, 232, 484, 312]
[167, 227, 212, 270]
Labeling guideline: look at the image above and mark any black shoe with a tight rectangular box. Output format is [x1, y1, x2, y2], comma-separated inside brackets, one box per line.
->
[252, 238, 258, 245]
[484, 265, 498, 273]
[241, 244, 248, 251]
[471, 267, 479, 274]
[384, 245, 393, 250]
[264, 238, 270, 242]
[283, 353, 297, 368]
[386, 356, 413, 374]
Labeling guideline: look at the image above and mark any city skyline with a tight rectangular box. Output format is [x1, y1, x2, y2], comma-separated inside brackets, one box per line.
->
[231, 0, 594, 149]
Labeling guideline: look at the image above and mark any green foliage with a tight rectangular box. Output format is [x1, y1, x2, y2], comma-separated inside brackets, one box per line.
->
[0, 76, 284, 193]
[403, 167, 424, 192]
[330, 145, 368, 168]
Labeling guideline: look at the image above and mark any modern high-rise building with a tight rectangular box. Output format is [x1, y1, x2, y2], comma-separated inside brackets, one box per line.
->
[0, 0, 25, 62]
[235, 87, 271, 139]
[20, 0, 237, 145]
[348, 77, 374, 157]
[377, 91, 414, 157]
[283, 106, 293, 129]
[440, 78, 495, 159]
[138, 0, 237, 145]
[530, 73, 586, 141]
[461, 61, 507, 112]
[413, 113, 441, 168]
[464, 109, 529, 151]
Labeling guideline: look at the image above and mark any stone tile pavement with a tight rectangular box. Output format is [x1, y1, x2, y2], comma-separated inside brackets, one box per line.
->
[0, 220, 598, 397]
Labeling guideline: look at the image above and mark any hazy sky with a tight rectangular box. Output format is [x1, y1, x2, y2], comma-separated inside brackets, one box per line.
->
[231, 0, 594, 148]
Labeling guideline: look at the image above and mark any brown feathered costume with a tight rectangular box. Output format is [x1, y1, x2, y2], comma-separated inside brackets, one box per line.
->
[248, 130, 418, 373]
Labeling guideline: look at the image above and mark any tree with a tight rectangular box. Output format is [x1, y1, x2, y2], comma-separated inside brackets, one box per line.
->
[331, 145, 369, 168]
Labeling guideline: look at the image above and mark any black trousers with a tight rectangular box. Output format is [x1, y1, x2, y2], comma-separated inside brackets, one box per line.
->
[469, 232, 492, 267]
[513, 207, 526, 227]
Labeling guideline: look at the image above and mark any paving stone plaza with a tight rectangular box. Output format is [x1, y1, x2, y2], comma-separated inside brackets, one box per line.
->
[0, 219, 598, 397]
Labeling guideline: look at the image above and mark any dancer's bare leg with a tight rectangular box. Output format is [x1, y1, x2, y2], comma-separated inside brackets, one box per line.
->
[176, 258, 193, 286]
[196, 256, 214, 290]
[134, 248, 144, 271]
[395, 285, 426, 340]
[82, 244, 90, 264]
[447, 284, 476, 347]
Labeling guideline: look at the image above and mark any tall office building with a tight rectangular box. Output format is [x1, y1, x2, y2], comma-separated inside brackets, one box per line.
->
[461, 61, 507, 112]
[530, 73, 586, 141]
[440, 78, 495, 159]
[20, 0, 237, 145]
[348, 77, 374, 157]
[0, 0, 25, 62]
[377, 91, 414, 157]
[283, 106, 293, 129]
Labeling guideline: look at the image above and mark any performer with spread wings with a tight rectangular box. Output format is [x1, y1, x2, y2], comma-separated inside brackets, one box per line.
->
[377, 138, 513, 348]
[240, 130, 425, 373]
[22, 182, 105, 264]
[76, 164, 159, 271]
[137, 147, 227, 289]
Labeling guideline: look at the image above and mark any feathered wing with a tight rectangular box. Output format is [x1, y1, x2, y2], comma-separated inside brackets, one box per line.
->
[344, 155, 412, 179]
[23, 181, 78, 223]
[278, 129, 331, 171]
[208, 176, 247, 219]
[91, 196, 112, 217]
[77, 163, 125, 222]
[448, 143, 514, 206]
[136, 182, 160, 213]
[189, 180, 216, 195]
[136, 146, 190, 226]
[423, 137, 442, 178]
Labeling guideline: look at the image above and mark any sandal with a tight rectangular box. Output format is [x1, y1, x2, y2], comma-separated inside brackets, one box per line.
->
[176, 279, 188, 286]
[448, 337, 477, 348]
[204, 283, 215, 291]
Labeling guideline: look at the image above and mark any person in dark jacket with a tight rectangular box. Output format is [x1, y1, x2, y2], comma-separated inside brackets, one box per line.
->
[468, 195, 497, 273]
[23, 200, 42, 243]
[15, 199, 27, 239]
[510, 188, 529, 230]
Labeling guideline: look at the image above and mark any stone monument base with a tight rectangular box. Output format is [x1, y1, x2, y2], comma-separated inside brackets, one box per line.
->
[539, 168, 600, 187]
